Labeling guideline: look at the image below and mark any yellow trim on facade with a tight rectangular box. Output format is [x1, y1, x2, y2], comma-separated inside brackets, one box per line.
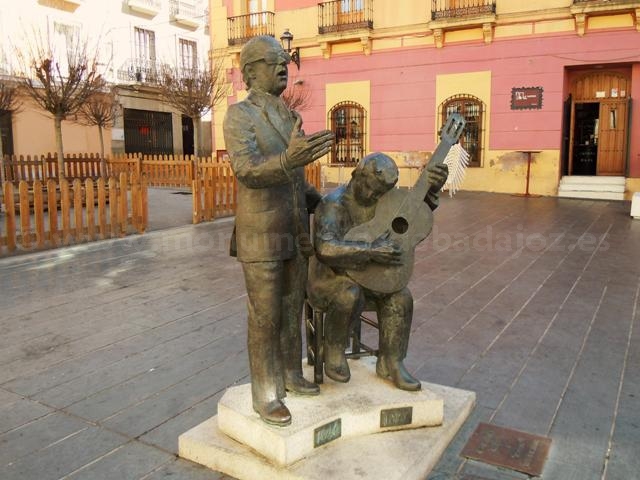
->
[465, 150, 560, 196]
[444, 27, 485, 44]
[495, 23, 533, 38]
[626, 178, 640, 201]
[588, 13, 635, 30]
[534, 19, 575, 35]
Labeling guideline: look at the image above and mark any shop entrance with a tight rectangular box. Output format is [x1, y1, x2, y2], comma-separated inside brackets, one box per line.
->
[566, 70, 630, 176]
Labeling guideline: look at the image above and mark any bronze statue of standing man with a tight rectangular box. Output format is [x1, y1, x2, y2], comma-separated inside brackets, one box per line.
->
[223, 36, 334, 426]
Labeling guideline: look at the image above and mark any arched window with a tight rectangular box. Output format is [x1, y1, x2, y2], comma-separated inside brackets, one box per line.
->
[439, 94, 484, 167]
[328, 101, 366, 165]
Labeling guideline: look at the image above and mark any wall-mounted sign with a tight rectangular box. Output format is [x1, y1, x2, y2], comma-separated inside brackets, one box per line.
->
[511, 87, 543, 110]
[111, 128, 125, 141]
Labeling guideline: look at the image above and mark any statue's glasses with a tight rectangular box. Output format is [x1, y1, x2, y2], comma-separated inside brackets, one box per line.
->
[259, 51, 292, 65]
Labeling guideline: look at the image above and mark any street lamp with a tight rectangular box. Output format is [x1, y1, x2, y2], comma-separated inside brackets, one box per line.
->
[280, 28, 300, 70]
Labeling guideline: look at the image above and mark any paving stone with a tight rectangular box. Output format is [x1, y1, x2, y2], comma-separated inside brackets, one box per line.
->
[64, 440, 174, 480]
[142, 458, 226, 480]
[140, 391, 226, 454]
[102, 351, 249, 438]
[0, 426, 127, 480]
[0, 397, 52, 435]
[0, 412, 88, 465]
[66, 323, 244, 421]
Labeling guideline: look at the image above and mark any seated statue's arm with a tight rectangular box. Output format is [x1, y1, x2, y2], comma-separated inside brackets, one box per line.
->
[313, 202, 371, 269]
[223, 105, 291, 188]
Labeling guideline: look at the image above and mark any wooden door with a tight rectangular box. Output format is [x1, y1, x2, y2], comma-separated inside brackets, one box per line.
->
[569, 70, 631, 176]
[597, 100, 628, 175]
[246, 0, 268, 37]
[338, 0, 364, 26]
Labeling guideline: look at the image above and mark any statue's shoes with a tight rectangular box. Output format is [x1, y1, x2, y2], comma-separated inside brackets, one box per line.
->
[253, 399, 292, 426]
[376, 357, 422, 391]
[324, 346, 351, 383]
[285, 374, 320, 396]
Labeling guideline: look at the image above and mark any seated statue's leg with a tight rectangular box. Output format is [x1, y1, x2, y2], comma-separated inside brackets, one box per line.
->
[324, 281, 364, 383]
[281, 252, 320, 396]
[375, 288, 421, 391]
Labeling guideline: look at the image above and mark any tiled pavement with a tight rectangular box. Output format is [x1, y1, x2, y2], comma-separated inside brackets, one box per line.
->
[0, 192, 638, 480]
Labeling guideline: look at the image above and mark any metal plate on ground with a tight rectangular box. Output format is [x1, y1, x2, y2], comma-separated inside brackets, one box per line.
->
[461, 422, 551, 477]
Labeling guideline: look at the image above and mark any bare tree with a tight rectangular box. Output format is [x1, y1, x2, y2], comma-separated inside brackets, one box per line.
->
[76, 87, 119, 176]
[157, 55, 228, 158]
[16, 29, 106, 177]
[281, 78, 312, 112]
[0, 77, 21, 163]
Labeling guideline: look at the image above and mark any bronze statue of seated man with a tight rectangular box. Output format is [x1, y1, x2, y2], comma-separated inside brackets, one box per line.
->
[307, 152, 448, 391]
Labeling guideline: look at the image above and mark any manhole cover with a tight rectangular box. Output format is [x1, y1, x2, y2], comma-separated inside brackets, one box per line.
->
[461, 422, 551, 477]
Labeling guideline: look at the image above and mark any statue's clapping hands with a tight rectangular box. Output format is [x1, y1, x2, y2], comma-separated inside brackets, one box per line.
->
[284, 114, 334, 169]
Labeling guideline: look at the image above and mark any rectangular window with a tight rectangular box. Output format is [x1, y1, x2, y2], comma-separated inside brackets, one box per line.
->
[134, 27, 156, 65]
[179, 38, 197, 72]
[54, 21, 79, 54]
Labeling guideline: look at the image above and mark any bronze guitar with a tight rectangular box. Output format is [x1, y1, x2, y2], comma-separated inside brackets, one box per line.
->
[343, 113, 466, 293]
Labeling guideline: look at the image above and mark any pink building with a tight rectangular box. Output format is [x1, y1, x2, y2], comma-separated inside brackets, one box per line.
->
[211, 0, 640, 199]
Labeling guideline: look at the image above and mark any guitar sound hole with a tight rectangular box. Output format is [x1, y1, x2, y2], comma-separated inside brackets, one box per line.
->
[392, 217, 409, 234]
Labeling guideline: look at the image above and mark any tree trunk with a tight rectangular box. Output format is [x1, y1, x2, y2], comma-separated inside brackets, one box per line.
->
[0, 131, 5, 186]
[193, 116, 201, 159]
[54, 114, 65, 178]
[98, 125, 106, 177]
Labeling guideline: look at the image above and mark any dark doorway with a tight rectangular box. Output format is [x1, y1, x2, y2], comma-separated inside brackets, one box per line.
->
[0, 110, 14, 156]
[560, 95, 571, 176]
[123, 108, 173, 155]
[572, 102, 599, 176]
[182, 115, 194, 156]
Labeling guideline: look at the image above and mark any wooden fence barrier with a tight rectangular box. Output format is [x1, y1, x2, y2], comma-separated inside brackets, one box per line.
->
[192, 159, 322, 224]
[192, 158, 237, 223]
[140, 154, 194, 188]
[107, 154, 142, 177]
[1, 153, 105, 184]
[0, 172, 147, 256]
[305, 162, 322, 189]
[107, 154, 194, 188]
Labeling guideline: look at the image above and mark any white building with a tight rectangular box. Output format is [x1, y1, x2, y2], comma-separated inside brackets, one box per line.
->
[0, 0, 211, 157]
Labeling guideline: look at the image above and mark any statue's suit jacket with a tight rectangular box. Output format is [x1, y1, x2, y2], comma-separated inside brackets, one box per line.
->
[223, 90, 321, 263]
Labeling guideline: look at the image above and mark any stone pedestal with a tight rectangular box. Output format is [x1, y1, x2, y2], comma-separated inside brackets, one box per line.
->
[179, 358, 475, 479]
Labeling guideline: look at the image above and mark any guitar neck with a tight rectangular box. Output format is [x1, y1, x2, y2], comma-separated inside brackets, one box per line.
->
[410, 138, 455, 202]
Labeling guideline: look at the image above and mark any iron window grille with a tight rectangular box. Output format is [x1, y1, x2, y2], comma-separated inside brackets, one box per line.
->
[328, 101, 366, 166]
[439, 94, 485, 167]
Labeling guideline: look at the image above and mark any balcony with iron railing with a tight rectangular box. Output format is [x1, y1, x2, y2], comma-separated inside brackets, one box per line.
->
[170, 0, 205, 28]
[571, 0, 640, 9]
[227, 12, 275, 46]
[573, 0, 639, 3]
[117, 58, 162, 85]
[126, 0, 162, 16]
[318, 0, 373, 34]
[42, 0, 83, 8]
[429, 0, 496, 47]
[431, 0, 495, 21]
